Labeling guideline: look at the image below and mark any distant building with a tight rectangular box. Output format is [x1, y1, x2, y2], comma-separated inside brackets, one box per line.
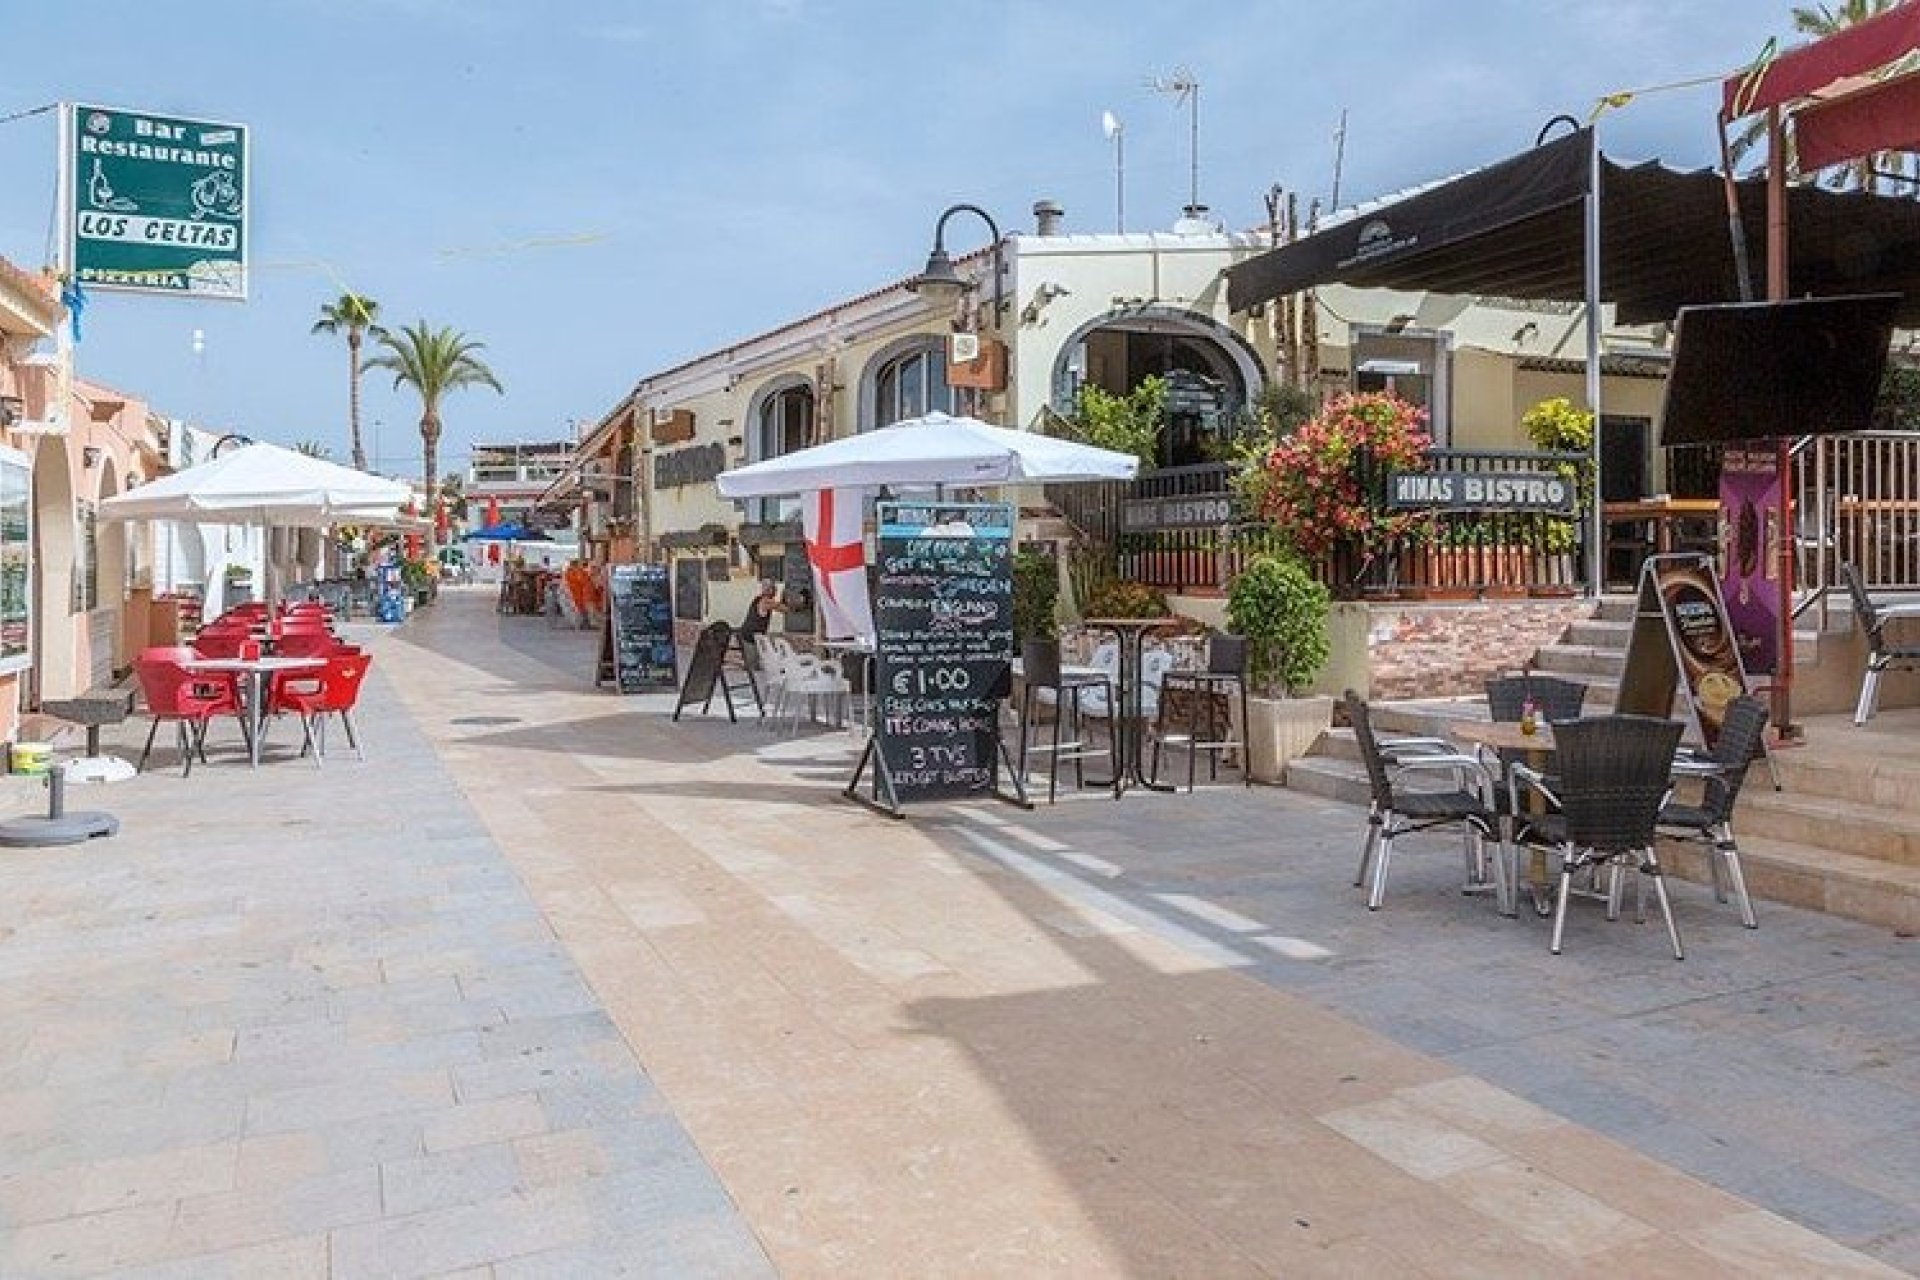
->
[464, 440, 575, 533]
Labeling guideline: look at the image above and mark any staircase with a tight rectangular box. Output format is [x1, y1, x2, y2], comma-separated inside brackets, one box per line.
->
[1287, 597, 1920, 934]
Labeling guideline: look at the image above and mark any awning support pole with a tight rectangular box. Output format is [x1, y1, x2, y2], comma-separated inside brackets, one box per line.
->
[1585, 131, 1605, 598]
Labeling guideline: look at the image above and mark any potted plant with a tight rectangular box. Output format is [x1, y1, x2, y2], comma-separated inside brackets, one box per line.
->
[1226, 551, 1335, 782]
[1520, 397, 1593, 595]
[1012, 547, 1060, 642]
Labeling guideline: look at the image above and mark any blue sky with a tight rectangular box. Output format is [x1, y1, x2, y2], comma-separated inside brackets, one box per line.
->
[0, 1, 1786, 478]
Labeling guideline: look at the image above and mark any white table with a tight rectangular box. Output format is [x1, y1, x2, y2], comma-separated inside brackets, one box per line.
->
[181, 656, 325, 768]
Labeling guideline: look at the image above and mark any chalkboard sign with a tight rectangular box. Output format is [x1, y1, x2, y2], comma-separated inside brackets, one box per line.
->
[846, 500, 1024, 813]
[780, 542, 816, 634]
[605, 564, 675, 693]
[672, 621, 742, 721]
[673, 558, 705, 625]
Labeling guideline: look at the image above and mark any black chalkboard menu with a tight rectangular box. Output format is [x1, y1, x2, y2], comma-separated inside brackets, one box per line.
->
[845, 501, 1026, 815]
[605, 564, 675, 693]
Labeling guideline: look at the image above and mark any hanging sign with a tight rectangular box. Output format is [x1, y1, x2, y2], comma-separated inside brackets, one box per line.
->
[65, 103, 249, 299]
[846, 501, 1027, 815]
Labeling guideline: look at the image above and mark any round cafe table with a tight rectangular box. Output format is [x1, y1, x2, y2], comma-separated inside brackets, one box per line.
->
[1081, 618, 1179, 794]
[1448, 718, 1559, 916]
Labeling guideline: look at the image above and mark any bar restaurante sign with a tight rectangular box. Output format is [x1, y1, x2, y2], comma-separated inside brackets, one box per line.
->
[1387, 470, 1574, 512]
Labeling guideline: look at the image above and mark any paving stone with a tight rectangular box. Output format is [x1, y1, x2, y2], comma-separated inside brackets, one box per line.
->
[381, 1141, 522, 1218]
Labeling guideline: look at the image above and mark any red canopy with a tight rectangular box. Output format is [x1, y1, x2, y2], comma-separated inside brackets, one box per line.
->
[1723, 1, 1920, 119]
[1797, 68, 1920, 170]
[484, 497, 502, 527]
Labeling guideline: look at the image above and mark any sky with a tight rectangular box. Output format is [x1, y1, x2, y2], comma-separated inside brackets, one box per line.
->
[0, 0, 1795, 481]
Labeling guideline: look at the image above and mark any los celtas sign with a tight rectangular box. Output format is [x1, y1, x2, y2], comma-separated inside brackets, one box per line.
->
[65, 103, 248, 299]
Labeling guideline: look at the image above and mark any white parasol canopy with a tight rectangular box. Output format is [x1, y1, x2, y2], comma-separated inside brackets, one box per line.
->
[97, 442, 413, 526]
[714, 412, 1138, 498]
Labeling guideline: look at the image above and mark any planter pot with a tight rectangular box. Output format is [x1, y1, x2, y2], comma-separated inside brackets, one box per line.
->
[1243, 694, 1336, 784]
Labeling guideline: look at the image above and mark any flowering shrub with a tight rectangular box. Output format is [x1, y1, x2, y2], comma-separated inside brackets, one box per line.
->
[1256, 392, 1431, 558]
[1079, 579, 1171, 619]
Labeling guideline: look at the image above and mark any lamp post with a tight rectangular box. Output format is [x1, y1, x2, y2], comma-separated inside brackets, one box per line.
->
[907, 204, 1004, 327]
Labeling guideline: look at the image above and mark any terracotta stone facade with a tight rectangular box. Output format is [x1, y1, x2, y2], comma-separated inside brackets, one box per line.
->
[1364, 600, 1594, 700]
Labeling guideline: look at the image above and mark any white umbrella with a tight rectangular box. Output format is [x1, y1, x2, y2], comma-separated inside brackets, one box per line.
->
[98, 442, 414, 607]
[97, 442, 412, 525]
[715, 411, 1138, 498]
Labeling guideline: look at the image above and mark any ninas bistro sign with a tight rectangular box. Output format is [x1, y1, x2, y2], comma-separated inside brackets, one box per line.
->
[1386, 470, 1573, 513]
[65, 103, 249, 299]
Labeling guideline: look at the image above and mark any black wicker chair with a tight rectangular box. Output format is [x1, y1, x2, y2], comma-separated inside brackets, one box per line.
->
[1514, 715, 1686, 958]
[1841, 561, 1920, 724]
[1346, 691, 1510, 915]
[1485, 674, 1588, 723]
[1660, 696, 1767, 930]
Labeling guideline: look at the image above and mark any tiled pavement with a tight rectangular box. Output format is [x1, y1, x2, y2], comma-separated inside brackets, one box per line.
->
[0, 612, 773, 1278]
[3, 585, 1917, 1275]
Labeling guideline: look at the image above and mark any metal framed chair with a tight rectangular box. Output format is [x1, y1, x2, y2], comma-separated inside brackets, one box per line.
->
[1345, 691, 1510, 916]
[1660, 695, 1767, 930]
[1018, 639, 1117, 803]
[1153, 632, 1252, 790]
[1840, 561, 1920, 724]
[1513, 715, 1685, 958]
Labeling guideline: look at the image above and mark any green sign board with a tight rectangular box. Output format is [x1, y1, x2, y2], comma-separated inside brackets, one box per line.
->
[64, 102, 248, 299]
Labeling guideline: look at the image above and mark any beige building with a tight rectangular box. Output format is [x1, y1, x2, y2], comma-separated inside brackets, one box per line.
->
[556, 202, 1672, 637]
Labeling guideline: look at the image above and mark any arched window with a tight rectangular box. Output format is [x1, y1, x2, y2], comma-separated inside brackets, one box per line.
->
[748, 380, 814, 522]
[869, 342, 951, 430]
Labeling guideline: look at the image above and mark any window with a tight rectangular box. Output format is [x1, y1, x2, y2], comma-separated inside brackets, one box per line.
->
[0, 448, 28, 673]
[871, 344, 951, 428]
[73, 499, 98, 613]
[752, 382, 814, 523]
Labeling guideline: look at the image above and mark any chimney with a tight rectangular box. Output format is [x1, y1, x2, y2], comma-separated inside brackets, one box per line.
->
[1032, 199, 1065, 236]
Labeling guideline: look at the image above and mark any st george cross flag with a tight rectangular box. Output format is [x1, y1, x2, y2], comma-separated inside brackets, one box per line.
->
[801, 487, 874, 640]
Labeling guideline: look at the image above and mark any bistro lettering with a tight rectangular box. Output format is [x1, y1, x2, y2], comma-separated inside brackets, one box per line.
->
[1387, 470, 1573, 512]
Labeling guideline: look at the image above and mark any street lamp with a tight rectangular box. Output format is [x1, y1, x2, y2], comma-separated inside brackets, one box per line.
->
[908, 204, 1004, 325]
[210, 432, 251, 457]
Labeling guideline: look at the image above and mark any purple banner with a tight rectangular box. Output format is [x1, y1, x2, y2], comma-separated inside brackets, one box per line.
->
[1718, 445, 1783, 675]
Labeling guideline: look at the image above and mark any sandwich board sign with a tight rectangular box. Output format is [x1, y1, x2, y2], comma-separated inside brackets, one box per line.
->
[63, 103, 249, 299]
[846, 500, 1029, 817]
[1616, 552, 1752, 751]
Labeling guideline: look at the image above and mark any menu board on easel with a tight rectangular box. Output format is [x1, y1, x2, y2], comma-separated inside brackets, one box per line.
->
[601, 564, 675, 693]
[845, 500, 1027, 816]
[1616, 552, 1749, 749]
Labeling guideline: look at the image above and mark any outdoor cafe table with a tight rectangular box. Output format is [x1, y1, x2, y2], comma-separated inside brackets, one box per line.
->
[180, 655, 325, 768]
[1081, 617, 1179, 794]
[1448, 718, 1559, 915]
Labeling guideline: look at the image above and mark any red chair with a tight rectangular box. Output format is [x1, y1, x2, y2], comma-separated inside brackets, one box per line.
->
[134, 652, 245, 776]
[274, 632, 344, 659]
[267, 652, 371, 765]
[192, 631, 252, 659]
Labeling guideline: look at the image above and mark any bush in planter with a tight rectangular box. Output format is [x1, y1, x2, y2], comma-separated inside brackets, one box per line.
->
[1226, 552, 1331, 696]
[1080, 578, 1170, 619]
[1012, 548, 1060, 641]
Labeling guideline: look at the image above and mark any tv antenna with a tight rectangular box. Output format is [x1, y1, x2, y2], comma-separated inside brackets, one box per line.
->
[1146, 68, 1201, 213]
[1331, 108, 1349, 210]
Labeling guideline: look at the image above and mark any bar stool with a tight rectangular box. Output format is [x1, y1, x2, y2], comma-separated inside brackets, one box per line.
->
[1152, 633, 1252, 790]
[1018, 639, 1117, 803]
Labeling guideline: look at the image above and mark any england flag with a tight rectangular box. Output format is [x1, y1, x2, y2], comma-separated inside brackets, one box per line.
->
[801, 487, 873, 640]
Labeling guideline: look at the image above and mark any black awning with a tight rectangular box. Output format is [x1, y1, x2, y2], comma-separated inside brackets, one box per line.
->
[1226, 127, 1920, 327]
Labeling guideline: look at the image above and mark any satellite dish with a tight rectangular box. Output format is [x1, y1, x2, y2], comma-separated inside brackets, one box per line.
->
[1101, 109, 1122, 140]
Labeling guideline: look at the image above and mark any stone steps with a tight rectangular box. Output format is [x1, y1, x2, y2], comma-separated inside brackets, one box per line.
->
[1283, 589, 1920, 933]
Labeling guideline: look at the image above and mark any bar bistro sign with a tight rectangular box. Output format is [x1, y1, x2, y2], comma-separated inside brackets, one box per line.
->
[1121, 493, 1236, 532]
[1387, 470, 1574, 513]
[64, 103, 249, 300]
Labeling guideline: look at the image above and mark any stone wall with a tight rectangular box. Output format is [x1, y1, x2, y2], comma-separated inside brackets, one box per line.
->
[1363, 600, 1593, 700]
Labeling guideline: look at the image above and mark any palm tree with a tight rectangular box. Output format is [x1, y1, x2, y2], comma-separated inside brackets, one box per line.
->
[310, 293, 384, 471]
[293, 440, 331, 459]
[1729, 1, 1917, 191]
[366, 322, 503, 553]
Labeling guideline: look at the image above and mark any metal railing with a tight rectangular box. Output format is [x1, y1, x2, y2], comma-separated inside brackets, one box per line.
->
[1793, 430, 1920, 621]
[1052, 450, 1592, 597]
